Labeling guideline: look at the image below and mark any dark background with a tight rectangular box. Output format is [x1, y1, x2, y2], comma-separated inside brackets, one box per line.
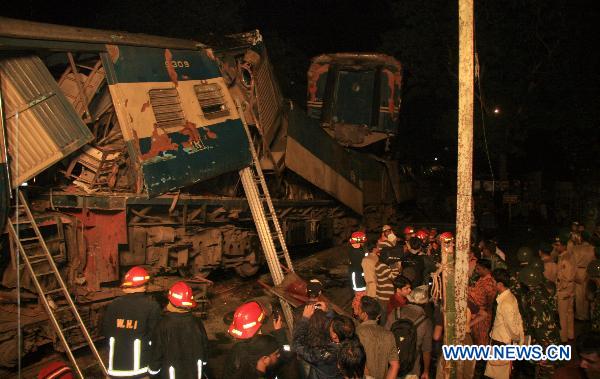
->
[2, 0, 599, 182]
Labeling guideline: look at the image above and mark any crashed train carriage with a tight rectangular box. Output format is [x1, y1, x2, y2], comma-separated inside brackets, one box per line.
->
[0, 18, 411, 367]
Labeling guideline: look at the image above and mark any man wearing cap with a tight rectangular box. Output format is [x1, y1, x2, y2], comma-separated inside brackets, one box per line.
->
[385, 285, 433, 379]
[102, 266, 161, 378]
[572, 231, 596, 320]
[555, 231, 576, 342]
[378, 225, 403, 267]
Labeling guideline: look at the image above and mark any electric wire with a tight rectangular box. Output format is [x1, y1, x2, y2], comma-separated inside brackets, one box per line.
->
[16, 110, 21, 378]
[474, 52, 495, 194]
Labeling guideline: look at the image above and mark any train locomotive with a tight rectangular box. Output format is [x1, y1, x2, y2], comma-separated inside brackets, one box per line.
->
[0, 18, 412, 369]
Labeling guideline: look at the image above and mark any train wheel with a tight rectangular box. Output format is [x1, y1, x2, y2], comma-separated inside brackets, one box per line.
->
[234, 250, 261, 277]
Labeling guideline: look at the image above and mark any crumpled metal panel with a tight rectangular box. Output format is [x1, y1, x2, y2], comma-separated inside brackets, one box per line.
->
[0, 55, 93, 188]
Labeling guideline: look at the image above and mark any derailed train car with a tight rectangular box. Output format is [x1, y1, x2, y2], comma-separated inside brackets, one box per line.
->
[0, 18, 411, 368]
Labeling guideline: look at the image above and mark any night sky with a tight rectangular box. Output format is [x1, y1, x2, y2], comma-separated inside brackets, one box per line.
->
[2, 0, 599, 181]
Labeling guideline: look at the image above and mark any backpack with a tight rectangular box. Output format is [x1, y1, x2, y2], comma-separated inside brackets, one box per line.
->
[390, 309, 427, 377]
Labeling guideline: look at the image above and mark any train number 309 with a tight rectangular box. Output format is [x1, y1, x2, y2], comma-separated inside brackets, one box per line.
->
[165, 60, 190, 68]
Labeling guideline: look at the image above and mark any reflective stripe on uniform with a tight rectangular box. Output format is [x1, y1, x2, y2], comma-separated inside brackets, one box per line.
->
[351, 272, 366, 291]
[106, 336, 148, 377]
[108, 337, 115, 371]
[133, 338, 141, 371]
[169, 366, 176, 379]
[197, 359, 202, 379]
[148, 367, 161, 375]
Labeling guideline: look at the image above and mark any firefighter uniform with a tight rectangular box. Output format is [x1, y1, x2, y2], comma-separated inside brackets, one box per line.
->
[102, 292, 162, 377]
[148, 281, 208, 379]
[147, 311, 208, 379]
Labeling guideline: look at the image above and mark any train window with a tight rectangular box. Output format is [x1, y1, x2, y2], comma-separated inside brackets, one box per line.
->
[148, 88, 186, 129]
[194, 83, 230, 119]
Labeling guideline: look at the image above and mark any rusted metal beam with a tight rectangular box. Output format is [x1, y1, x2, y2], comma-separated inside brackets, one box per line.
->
[0, 17, 205, 50]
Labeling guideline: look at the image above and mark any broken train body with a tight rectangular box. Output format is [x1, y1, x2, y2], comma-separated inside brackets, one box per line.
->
[0, 18, 412, 367]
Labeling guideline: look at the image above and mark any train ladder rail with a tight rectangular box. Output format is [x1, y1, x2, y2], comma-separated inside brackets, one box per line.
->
[236, 100, 295, 330]
[7, 191, 107, 379]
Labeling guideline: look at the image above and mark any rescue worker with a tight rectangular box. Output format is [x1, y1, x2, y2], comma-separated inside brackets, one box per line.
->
[348, 231, 368, 315]
[377, 225, 403, 266]
[555, 231, 576, 342]
[148, 281, 208, 378]
[402, 226, 416, 253]
[38, 361, 74, 379]
[102, 266, 161, 378]
[222, 301, 289, 379]
[519, 266, 561, 379]
[573, 231, 596, 320]
[587, 259, 600, 331]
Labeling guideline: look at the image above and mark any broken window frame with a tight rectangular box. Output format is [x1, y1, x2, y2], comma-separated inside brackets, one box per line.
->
[194, 83, 230, 119]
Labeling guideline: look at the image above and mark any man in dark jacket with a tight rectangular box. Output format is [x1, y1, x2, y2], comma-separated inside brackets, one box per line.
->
[148, 281, 208, 379]
[102, 266, 161, 378]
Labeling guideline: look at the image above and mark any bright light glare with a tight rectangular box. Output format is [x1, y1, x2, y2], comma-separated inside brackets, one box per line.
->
[493, 108, 500, 114]
[434, 157, 439, 161]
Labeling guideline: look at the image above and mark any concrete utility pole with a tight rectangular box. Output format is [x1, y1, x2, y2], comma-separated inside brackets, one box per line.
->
[443, 0, 474, 378]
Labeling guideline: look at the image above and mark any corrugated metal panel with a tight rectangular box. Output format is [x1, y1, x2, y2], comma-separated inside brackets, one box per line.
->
[0, 55, 93, 188]
[254, 46, 284, 147]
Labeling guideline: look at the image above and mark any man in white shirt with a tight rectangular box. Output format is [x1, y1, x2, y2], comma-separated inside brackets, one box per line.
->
[485, 269, 524, 379]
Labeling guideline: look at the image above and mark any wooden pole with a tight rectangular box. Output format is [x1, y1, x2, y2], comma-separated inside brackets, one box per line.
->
[444, 0, 474, 378]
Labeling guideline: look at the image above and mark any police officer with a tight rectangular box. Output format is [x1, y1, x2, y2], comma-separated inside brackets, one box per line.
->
[573, 231, 596, 320]
[102, 266, 161, 378]
[587, 259, 600, 331]
[148, 281, 208, 378]
[555, 231, 576, 342]
[518, 266, 561, 379]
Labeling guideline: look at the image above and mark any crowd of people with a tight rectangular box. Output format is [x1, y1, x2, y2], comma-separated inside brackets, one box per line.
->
[36, 222, 600, 379]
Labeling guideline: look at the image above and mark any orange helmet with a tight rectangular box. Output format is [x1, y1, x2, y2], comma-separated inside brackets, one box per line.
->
[38, 361, 74, 379]
[122, 266, 150, 288]
[439, 232, 454, 243]
[403, 226, 415, 236]
[168, 281, 197, 308]
[415, 229, 428, 241]
[349, 231, 367, 244]
[228, 301, 266, 339]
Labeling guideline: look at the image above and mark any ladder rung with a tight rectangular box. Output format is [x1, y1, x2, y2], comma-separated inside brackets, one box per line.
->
[45, 288, 64, 296]
[28, 258, 48, 265]
[70, 342, 89, 351]
[19, 237, 39, 242]
[36, 270, 55, 277]
[55, 306, 72, 314]
[25, 254, 47, 260]
[12, 219, 32, 224]
[61, 325, 80, 333]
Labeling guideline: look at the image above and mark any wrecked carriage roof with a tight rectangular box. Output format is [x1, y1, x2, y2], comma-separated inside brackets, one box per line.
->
[0, 17, 207, 50]
[310, 53, 402, 70]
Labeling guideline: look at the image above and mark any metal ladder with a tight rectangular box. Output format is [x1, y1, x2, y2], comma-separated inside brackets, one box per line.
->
[237, 101, 296, 329]
[7, 191, 107, 378]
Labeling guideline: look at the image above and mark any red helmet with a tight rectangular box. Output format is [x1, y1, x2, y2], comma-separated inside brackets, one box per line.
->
[349, 231, 367, 244]
[122, 266, 150, 288]
[403, 226, 415, 235]
[38, 361, 74, 379]
[439, 232, 454, 243]
[415, 229, 428, 240]
[228, 301, 266, 339]
[168, 281, 197, 308]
